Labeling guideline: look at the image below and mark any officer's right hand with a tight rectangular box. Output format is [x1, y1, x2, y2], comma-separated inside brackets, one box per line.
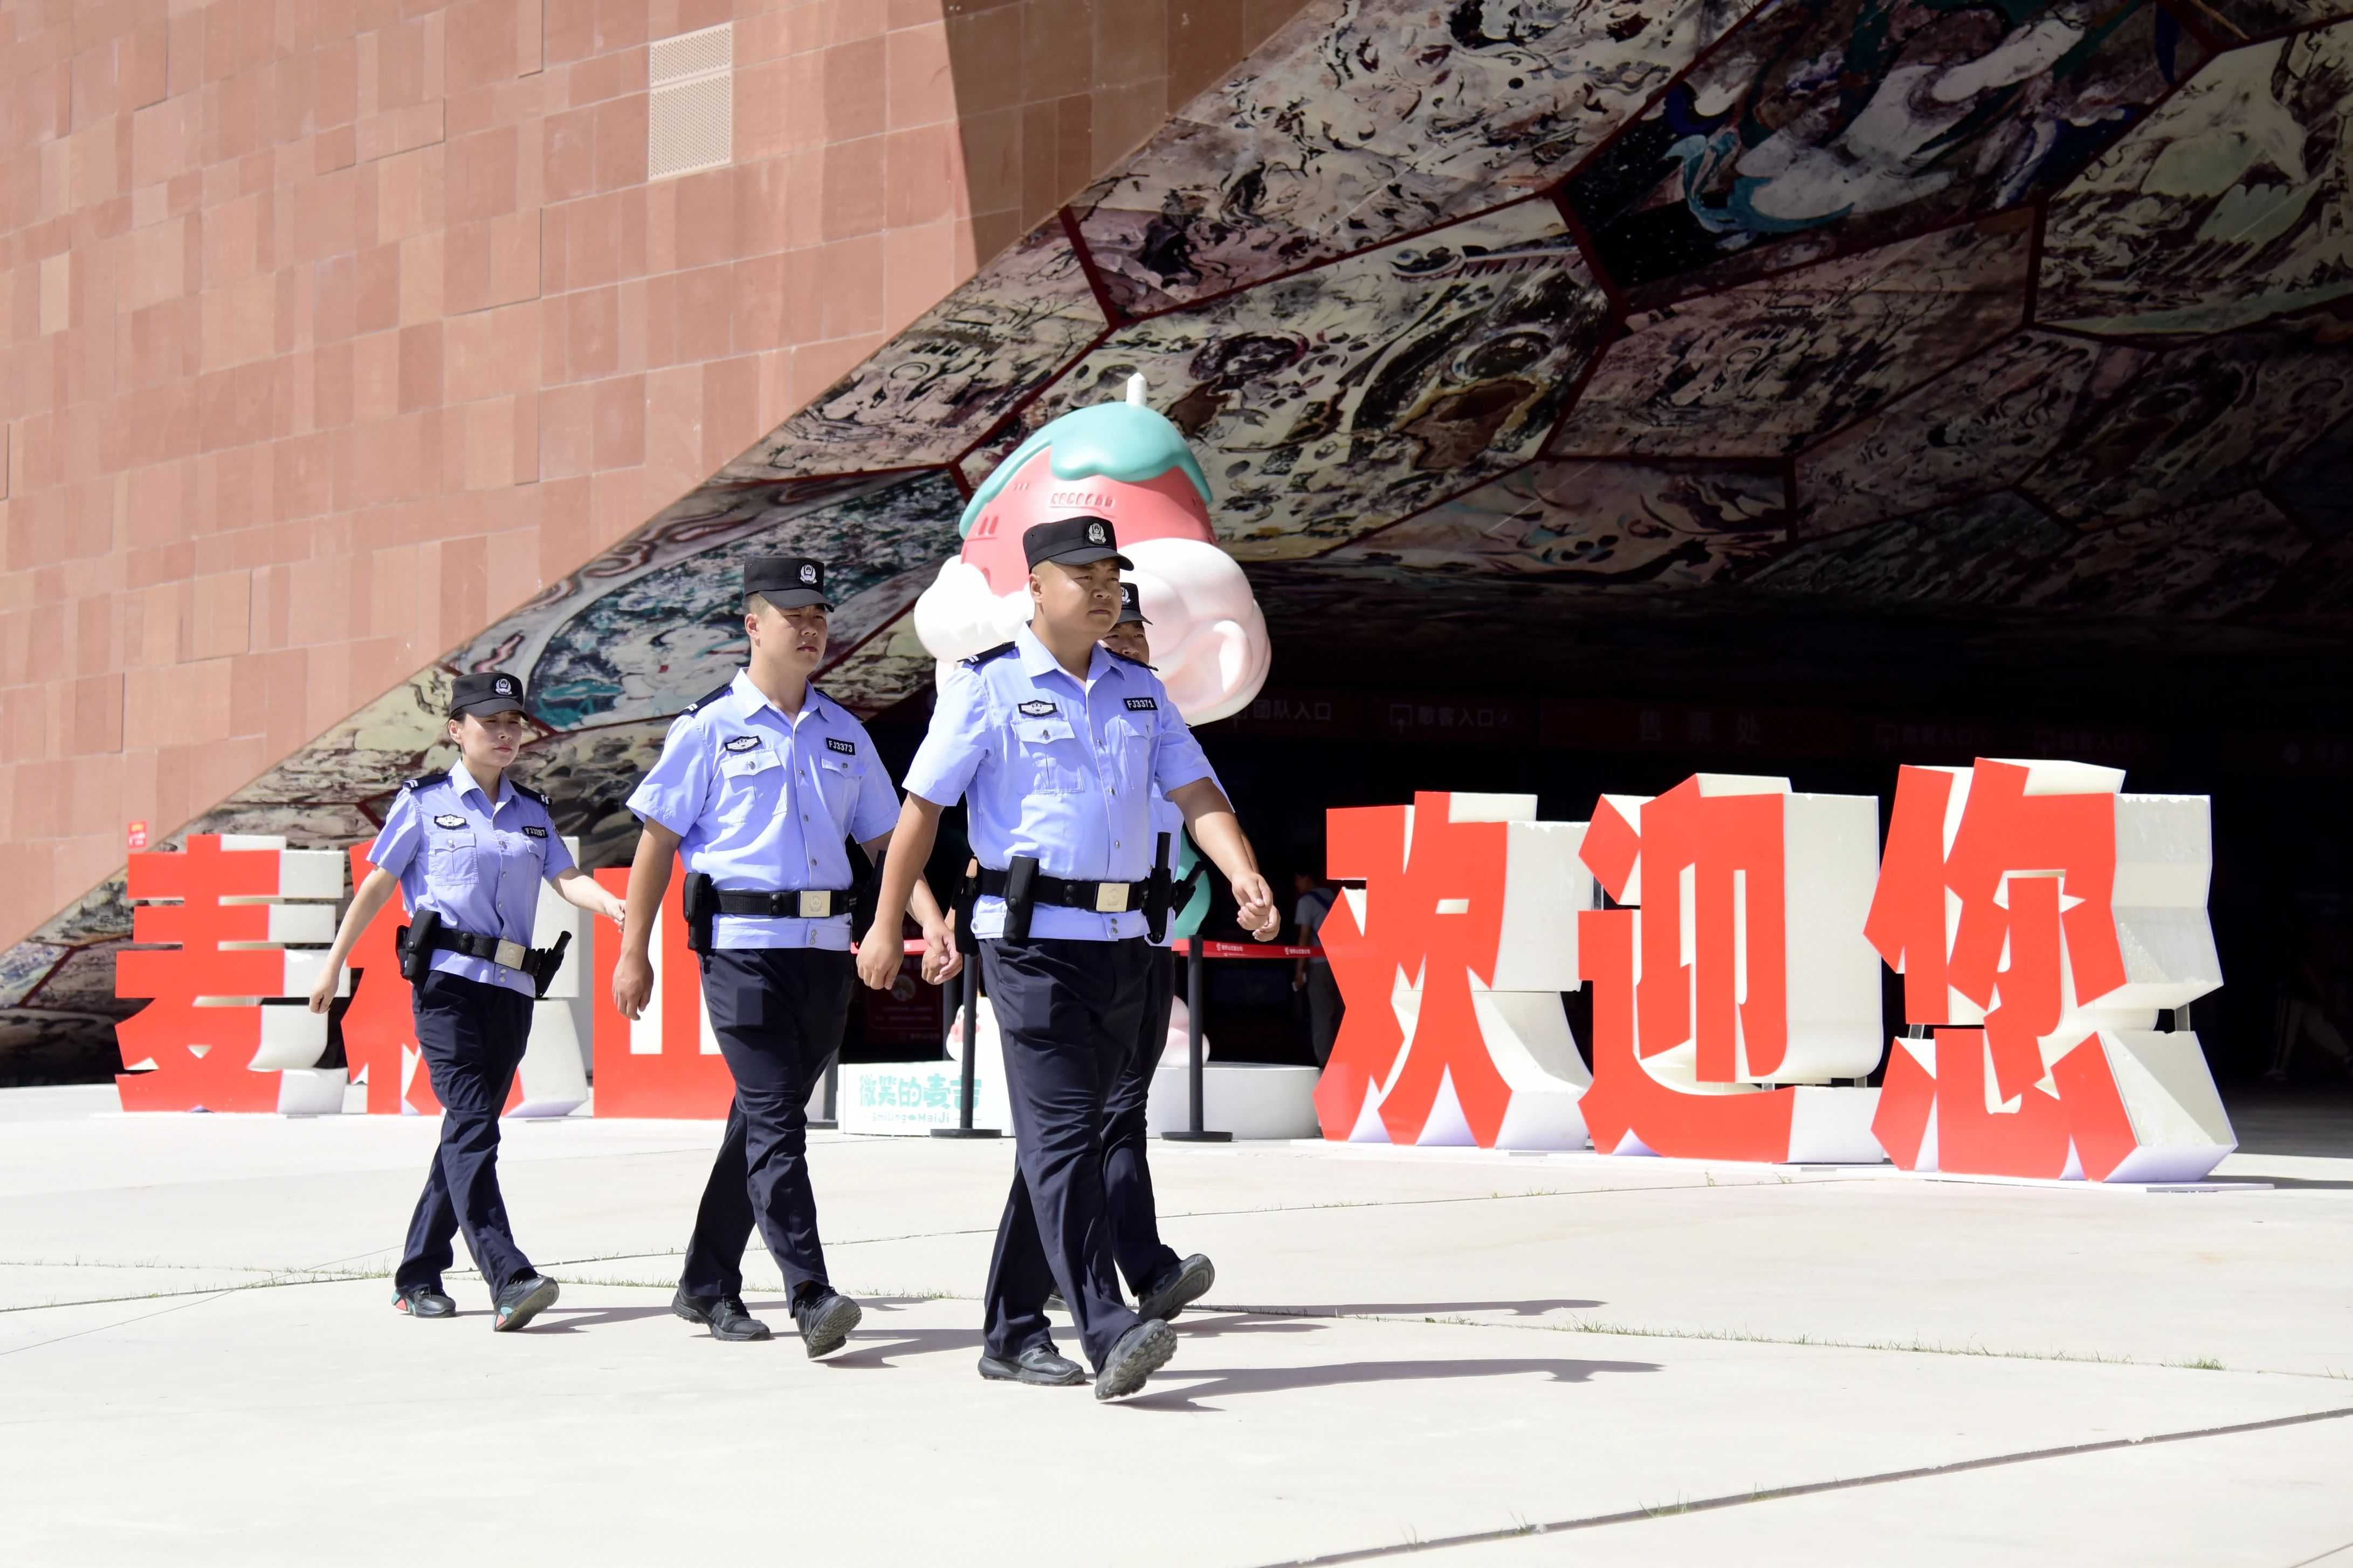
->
[855, 934, 900, 992]
[613, 951, 655, 1020]
[306, 965, 339, 1015]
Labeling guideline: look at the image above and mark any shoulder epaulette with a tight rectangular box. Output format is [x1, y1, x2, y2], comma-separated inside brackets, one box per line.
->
[400, 770, 449, 793]
[961, 641, 1017, 667]
[1105, 647, 1152, 668]
[511, 780, 550, 806]
[679, 679, 738, 717]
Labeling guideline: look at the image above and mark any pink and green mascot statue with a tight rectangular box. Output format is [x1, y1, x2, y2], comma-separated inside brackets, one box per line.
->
[913, 377, 1271, 722]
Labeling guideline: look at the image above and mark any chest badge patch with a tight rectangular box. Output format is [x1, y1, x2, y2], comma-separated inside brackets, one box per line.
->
[521, 824, 548, 838]
[434, 814, 468, 829]
[1017, 700, 1058, 717]
[825, 737, 856, 754]
[1124, 696, 1157, 711]
[724, 734, 762, 752]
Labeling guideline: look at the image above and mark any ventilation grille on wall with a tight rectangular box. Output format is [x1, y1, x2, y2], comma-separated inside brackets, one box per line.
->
[648, 23, 733, 180]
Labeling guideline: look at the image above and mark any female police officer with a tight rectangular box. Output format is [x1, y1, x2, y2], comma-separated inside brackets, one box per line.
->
[309, 670, 626, 1331]
[862, 517, 1280, 1401]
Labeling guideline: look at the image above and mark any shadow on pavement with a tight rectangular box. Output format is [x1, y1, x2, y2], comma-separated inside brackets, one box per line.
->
[1125, 1355, 1660, 1411]
[1212, 1299, 1605, 1318]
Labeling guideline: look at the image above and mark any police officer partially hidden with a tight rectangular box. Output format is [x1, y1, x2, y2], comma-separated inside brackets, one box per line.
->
[862, 518, 1281, 1401]
[309, 671, 627, 1330]
[615, 557, 960, 1353]
[1095, 584, 1219, 1322]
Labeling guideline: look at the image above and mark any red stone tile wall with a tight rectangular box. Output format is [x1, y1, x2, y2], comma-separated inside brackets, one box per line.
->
[0, 0, 1310, 949]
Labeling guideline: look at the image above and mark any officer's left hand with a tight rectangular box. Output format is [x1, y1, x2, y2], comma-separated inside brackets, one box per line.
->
[920, 920, 962, 986]
[1231, 873, 1281, 942]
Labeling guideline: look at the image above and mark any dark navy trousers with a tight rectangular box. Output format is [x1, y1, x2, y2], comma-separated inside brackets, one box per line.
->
[980, 935, 1150, 1371]
[1102, 944, 1180, 1295]
[679, 948, 855, 1302]
[396, 971, 536, 1295]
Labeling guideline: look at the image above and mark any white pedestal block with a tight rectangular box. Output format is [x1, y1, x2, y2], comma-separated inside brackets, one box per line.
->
[1147, 1061, 1321, 1140]
[276, 1068, 348, 1115]
[508, 999, 589, 1118]
[1786, 1086, 1884, 1163]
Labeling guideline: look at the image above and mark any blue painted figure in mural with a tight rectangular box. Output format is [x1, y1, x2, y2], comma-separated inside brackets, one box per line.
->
[307, 670, 628, 1331]
[1565, 0, 2192, 294]
[612, 556, 962, 1351]
[862, 516, 1282, 1402]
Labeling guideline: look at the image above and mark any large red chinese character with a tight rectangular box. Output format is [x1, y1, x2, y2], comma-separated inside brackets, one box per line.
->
[589, 864, 734, 1117]
[1866, 761, 2233, 1182]
[334, 845, 443, 1115]
[116, 836, 341, 1113]
[1574, 776, 1882, 1163]
[1314, 793, 1592, 1148]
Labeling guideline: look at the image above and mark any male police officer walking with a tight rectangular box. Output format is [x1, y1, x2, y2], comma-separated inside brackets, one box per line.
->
[1096, 584, 1218, 1322]
[862, 519, 1280, 1401]
[309, 671, 626, 1330]
[615, 557, 959, 1353]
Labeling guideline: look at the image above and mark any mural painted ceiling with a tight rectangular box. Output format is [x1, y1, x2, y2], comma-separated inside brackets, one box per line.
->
[10, 0, 2353, 1055]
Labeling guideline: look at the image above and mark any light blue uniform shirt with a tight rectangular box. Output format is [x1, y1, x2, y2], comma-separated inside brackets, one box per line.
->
[903, 624, 1217, 942]
[367, 759, 575, 999]
[626, 669, 900, 950]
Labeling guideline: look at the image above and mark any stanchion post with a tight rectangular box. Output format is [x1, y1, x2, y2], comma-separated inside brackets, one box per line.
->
[809, 1056, 839, 1130]
[933, 959, 999, 1138]
[1165, 936, 1230, 1142]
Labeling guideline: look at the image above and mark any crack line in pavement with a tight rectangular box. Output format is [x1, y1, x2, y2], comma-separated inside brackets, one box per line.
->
[2287, 1541, 2353, 1567]
[521, 1178, 1805, 1266]
[1251, 1404, 2353, 1567]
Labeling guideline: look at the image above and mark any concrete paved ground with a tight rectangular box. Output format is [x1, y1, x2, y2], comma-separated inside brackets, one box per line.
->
[1, 1085, 2349, 1566]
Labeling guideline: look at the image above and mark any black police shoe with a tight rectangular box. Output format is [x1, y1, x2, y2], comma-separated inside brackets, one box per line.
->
[1139, 1254, 1215, 1323]
[1095, 1318, 1176, 1401]
[672, 1287, 772, 1341]
[491, 1274, 560, 1332]
[977, 1344, 1086, 1386]
[393, 1284, 455, 1318]
[792, 1287, 863, 1358]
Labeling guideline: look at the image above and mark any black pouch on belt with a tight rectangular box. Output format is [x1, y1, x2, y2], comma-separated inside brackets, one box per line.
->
[1001, 855, 1040, 943]
[525, 930, 572, 999]
[396, 908, 442, 985]
[955, 864, 981, 957]
[1144, 832, 1173, 945]
[683, 872, 717, 954]
[848, 841, 881, 948]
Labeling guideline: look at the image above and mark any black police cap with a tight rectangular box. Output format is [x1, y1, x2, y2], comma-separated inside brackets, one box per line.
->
[744, 555, 829, 609]
[1114, 582, 1149, 626]
[1023, 516, 1133, 572]
[448, 670, 528, 719]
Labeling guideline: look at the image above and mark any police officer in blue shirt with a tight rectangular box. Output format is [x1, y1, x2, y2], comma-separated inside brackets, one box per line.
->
[1093, 585, 1219, 1323]
[309, 671, 627, 1331]
[614, 556, 960, 1354]
[862, 517, 1280, 1401]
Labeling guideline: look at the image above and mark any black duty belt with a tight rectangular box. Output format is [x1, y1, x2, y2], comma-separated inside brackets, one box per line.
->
[710, 887, 854, 919]
[976, 867, 1151, 914]
[398, 909, 571, 999]
[426, 925, 540, 970]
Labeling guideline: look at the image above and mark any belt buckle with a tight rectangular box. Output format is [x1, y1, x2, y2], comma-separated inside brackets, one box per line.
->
[1094, 882, 1130, 914]
[493, 938, 529, 970]
[796, 890, 834, 918]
